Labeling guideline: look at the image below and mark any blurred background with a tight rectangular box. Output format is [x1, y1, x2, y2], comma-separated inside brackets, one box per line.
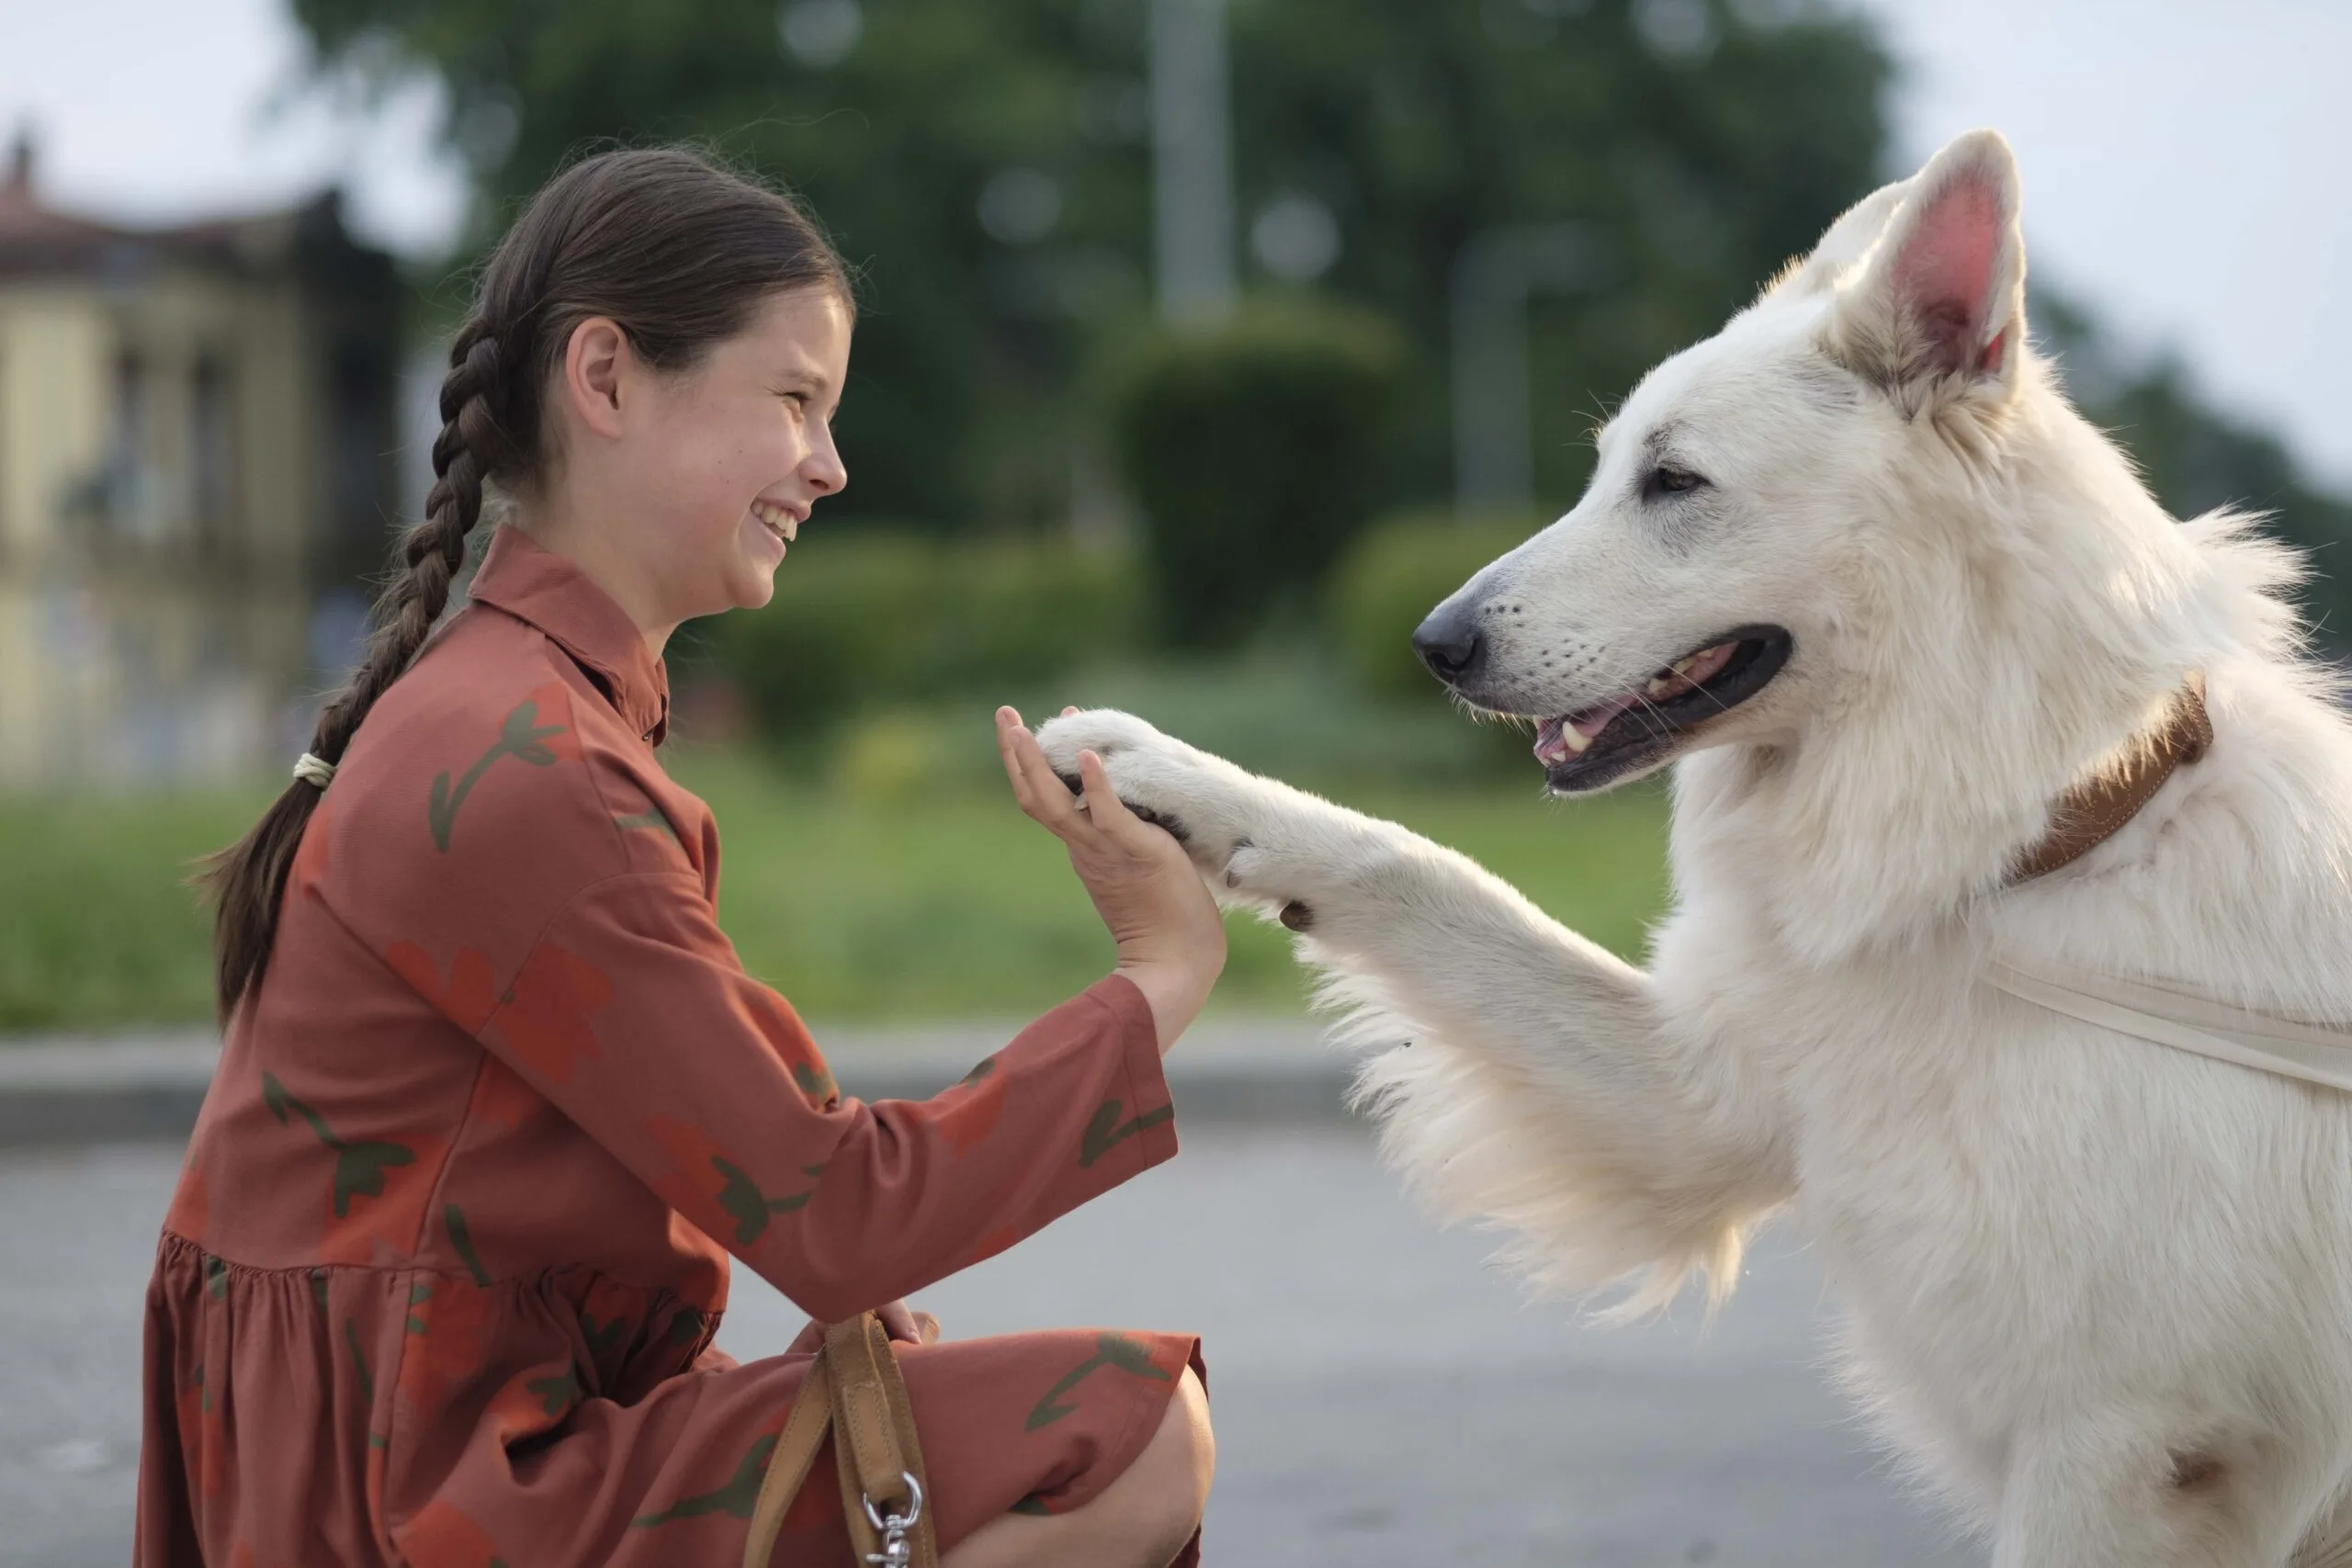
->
[2, 3, 2349, 1562]
[6, 0, 2349, 1033]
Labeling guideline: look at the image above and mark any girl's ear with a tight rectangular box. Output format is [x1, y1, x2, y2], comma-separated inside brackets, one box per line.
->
[1827, 129, 2028, 411]
[560, 316, 631, 440]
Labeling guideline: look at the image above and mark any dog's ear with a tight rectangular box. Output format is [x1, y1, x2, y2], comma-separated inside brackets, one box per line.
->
[1826, 129, 2026, 411]
[1761, 180, 1907, 301]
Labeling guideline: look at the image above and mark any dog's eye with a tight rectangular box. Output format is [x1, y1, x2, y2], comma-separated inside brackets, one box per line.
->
[1644, 465, 1707, 500]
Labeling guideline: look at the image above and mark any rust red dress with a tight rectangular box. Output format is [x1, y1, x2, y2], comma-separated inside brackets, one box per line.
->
[135, 525, 1202, 1567]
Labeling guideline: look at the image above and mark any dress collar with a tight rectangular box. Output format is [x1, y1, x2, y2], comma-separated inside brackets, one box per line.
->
[465, 524, 671, 745]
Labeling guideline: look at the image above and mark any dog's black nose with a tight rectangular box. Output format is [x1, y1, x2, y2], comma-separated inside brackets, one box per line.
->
[1411, 604, 1486, 684]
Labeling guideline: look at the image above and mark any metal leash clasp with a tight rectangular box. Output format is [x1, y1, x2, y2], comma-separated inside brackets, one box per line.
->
[862, 1471, 924, 1567]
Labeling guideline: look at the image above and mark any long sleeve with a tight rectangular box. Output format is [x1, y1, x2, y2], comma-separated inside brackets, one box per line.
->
[462, 868, 1178, 1322]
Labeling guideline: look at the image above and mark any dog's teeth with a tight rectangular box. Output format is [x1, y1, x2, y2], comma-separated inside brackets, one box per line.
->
[1560, 725, 1594, 754]
[1645, 675, 1672, 696]
[1670, 656, 1697, 677]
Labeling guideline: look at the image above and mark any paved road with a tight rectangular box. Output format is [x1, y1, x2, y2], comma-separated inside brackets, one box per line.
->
[0, 1128, 1980, 1566]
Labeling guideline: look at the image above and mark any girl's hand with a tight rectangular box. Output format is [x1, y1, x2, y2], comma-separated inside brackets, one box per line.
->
[787, 1300, 939, 1356]
[996, 705, 1226, 1053]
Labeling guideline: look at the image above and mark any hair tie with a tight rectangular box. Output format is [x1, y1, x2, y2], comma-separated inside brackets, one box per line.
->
[292, 752, 337, 790]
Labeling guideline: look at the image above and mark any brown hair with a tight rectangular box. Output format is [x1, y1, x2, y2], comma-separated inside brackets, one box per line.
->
[199, 145, 850, 1023]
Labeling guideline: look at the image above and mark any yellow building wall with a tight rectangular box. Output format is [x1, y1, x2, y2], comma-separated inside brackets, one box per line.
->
[0, 263, 324, 790]
[0, 287, 110, 565]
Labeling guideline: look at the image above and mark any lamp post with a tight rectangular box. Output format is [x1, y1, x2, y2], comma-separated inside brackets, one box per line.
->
[1148, 0, 1235, 324]
[1451, 222, 1601, 512]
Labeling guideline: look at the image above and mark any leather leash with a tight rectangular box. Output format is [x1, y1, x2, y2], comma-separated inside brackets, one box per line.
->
[743, 1312, 938, 1568]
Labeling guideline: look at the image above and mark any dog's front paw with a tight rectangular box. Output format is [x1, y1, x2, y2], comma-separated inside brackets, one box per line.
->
[1033, 710, 1389, 927]
[1032, 709, 1261, 872]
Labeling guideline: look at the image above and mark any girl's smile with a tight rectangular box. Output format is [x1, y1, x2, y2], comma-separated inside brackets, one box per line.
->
[751, 496, 805, 549]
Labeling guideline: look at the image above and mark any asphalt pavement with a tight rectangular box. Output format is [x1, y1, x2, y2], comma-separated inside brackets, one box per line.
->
[0, 1119, 1982, 1567]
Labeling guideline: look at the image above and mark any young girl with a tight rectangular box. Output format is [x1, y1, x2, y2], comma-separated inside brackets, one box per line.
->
[137, 147, 1222, 1568]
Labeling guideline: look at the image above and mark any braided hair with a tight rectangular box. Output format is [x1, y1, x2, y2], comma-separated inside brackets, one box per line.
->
[201, 146, 849, 1023]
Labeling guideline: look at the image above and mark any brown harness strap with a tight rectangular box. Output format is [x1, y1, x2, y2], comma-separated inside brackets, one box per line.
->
[741, 1312, 938, 1568]
[2005, 672, 2211, 886]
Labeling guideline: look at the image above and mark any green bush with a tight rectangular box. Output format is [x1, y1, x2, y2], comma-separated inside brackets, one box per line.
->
[713, 533, 1145, 741]
[1326, 510, 1547, 701]
[1110, 299, 1407, 649]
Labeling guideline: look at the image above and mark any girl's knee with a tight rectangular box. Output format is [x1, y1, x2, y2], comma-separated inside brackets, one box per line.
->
[1165, 1366, 1213, 1495]
[1134, 1366, 1214, 1549]
[944, 1366, 1211, 1568]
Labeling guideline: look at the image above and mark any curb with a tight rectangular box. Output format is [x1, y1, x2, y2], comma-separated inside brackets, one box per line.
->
[0, 1018, 1366, 1148]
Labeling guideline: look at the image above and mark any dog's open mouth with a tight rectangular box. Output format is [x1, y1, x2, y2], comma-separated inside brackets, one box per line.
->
[1528, 626, 1792, 791]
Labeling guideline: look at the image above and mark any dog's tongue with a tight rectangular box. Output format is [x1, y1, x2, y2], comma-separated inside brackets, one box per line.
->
[1570, 694, 1643, 737]
[1534, 694, 1644, 764]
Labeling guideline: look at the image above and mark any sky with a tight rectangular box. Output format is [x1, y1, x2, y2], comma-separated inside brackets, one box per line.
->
[1848, 0, 2352, 487]
[0, 0, 464, 254]
[4, 0, 2347, 487]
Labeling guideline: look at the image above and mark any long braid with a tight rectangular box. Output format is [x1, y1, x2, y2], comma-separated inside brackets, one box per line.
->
[198, 320, 507, 1021]
[198, 143, 850, 1026]
[312, 322, 504, 762]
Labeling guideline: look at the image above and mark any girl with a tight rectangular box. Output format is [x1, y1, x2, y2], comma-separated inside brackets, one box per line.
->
[137, 147, 1222, 1568]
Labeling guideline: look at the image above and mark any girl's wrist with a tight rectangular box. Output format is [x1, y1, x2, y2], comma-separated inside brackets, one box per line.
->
[1113, 955, 1216, 1055]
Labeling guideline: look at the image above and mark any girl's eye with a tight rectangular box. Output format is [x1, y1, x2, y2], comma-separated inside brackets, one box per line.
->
[1645, 464, 1706, 499]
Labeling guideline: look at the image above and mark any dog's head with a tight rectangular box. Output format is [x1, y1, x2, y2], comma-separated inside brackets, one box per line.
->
[1418, 129, 2034, 793]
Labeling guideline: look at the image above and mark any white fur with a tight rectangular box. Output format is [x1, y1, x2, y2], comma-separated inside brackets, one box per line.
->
[1037, 130, 2352, 1565]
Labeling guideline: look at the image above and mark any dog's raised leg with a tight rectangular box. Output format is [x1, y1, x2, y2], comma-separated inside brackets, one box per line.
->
[1035, 709, 1793, 1309]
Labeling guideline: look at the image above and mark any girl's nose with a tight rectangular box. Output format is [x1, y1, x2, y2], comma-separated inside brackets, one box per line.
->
[806, 443, 847, 496]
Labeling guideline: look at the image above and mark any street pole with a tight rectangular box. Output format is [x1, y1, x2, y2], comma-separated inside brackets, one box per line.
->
[1451, 222, 1601, 513]
[1148, 0, 1235, 324]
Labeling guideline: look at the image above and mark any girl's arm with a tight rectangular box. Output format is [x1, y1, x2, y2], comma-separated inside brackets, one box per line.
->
[463, 863, 1178, 1323]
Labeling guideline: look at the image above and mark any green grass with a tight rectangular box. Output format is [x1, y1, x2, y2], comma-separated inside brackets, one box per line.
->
[0, 751, 1671, 1033]
[0, 782, 276, 1031]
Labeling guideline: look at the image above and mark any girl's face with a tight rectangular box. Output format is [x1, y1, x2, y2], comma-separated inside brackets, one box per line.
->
[548, 285, 852, 640]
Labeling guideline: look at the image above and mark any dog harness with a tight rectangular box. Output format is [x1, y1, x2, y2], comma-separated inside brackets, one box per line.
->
[1989, 673, 2352, 1090]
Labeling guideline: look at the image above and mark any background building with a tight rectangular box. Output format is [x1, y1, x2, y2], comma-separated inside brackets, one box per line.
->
[0, 133, 400, 787]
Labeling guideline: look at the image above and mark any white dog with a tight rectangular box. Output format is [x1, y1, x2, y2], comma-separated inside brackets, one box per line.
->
[1037, 130, 2352, 1565]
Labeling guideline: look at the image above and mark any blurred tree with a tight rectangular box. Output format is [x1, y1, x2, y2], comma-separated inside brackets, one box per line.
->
[2037, 293, 2352, 645]
[293, 0, 2351, 647]
[1225, 0, 1891, 503]
[288, 0, 1891, 532]
[294, 0, 1162, 530]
